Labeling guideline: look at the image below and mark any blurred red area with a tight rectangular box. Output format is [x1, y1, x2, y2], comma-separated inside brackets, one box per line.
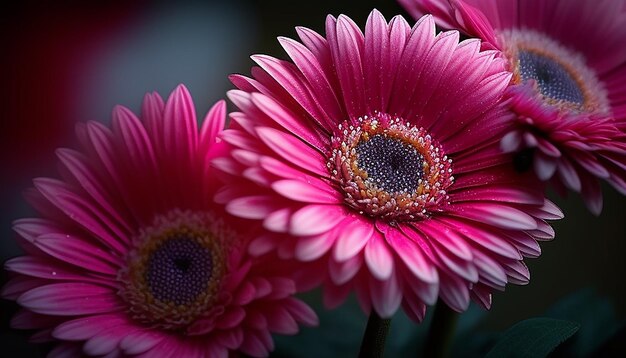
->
[0, 2, 143, 186]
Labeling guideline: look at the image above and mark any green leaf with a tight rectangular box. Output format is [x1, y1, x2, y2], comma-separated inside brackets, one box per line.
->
[544, 289, 619, 357]
[485, 318, 580, 358]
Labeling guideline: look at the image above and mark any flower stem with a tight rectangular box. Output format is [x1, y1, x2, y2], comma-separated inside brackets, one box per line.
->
[358, 310, 392, 358]
[424, 300, 459, 358]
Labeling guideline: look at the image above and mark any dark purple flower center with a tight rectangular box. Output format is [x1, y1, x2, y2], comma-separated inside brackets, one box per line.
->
[146, 236, 213, 306]
[518, 50, 585, 106]
[355, 134, 425, 193]
[500, 29, 609, 114]
[118, 211, 231, 330]
[329, 114, 453, 221]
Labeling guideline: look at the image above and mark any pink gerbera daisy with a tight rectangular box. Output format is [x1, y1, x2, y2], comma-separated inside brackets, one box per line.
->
[2, 85, 317, 357]
[214, 10, 562, 321]
[399, 0, 626, 214]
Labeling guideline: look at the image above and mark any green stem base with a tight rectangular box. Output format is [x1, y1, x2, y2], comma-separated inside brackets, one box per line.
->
[359, 311, 392, 358]
[424, 300, 459, 358]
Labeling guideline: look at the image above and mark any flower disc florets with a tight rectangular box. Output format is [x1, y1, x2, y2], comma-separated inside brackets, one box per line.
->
[500, 29, 609, 114]
[119, 210, 233, 331]
[329, 113, 453, 221]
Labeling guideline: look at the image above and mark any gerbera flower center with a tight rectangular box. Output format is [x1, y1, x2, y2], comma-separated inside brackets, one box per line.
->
[119, 210, 230, 331]
[329, 113, 453, 221]
[354, 134, 426, 193]
[145, 237, 213, 306]
[500, 29, 609, 113]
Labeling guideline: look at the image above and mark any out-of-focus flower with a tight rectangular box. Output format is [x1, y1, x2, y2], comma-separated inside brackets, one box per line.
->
[215, 10, 562, 321]
[399, 0, 626, 214]
[2, 85, 317, 357]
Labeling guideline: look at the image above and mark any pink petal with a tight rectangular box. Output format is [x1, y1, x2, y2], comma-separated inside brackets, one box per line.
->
[282, 297, 319, 326]
[251, 91, 328, 150]
[200, 100, 226, 150]
[364, 231, 394, 281]
[472, 251, 508, 289]
[212, 157, 244, 176]
[265, 305, 299, 335]
[141, 91, 165, 144]
[577, 152, 610, 179]
[506, 232, 541, 258]
[527, 199, 564, 220]
[83, 324, 136, 356]
[263, 208, 291, 233]
[234, 282, 256, 305]
[329, 254, 363, 285]
[534, 152, 558, 181]
[111, 105, 158, 179]
[271, 179, 340, 204]
[215, 307, 246, 330]
[419, 220, 473, 261]
[251, 277, 272, 299]
[441, 217, 522, 260]
[501, 130, 522, 152]
[503, 260, 530, 285]
[226, 195, 280, 219]
[240, 332, 270, 357]
[33, 178, 128, 253]
[364, 9, 391, 112]
[277, 37, 343, 129]
[450, 203, 538, 230]
[52, 313, 128, 341]
[12, 218, 63, 243]
[266, 277, 297, 300]
[536, 136, 561, 157]
[369, 273, 402, 318]
[215, 328, 244, 350]
[18, 283, 123, 316]
[581, 175, 603, 216]
[289, 204, 345, 236]
[220, 128, 262, 152]
[162, 84, 198, 165]
[471, 284, 493, 310]
[438, 273, 470, 312]
[452, 184, 544, 205]
[1, 277, 47, 300]
[56, 148, 131, 237]
[327, 14, 366, 119]
[4, 256, 112, 285]
[557, 158, 582, 191]
[294, 230, 336, 262]
[32, 233, 120, 275]
[256, 126, 328, 177]
[333, 216, 374, 262]
[386, 226, 438, 284]
[248, 234, 279, 256]
[251, 54, 327, 125]
[119, 330, 165, 355]
[401, 295, 427, 323]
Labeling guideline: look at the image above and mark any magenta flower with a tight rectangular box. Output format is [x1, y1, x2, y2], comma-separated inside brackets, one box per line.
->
[399, 0, 626, 214]
[2, 85, 317, 357]
[215, 11, 562, 320]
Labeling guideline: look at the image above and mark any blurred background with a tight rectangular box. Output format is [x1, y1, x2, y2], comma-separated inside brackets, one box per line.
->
[1, 0, 624, 356]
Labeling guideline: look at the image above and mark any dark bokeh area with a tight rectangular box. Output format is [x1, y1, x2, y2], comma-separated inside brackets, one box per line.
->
[1, 0, 624, 356]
